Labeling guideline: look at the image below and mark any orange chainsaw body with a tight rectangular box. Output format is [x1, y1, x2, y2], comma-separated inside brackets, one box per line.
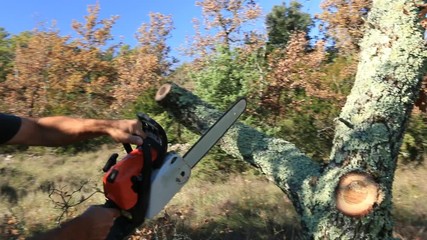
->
[103, 147, 159, 210]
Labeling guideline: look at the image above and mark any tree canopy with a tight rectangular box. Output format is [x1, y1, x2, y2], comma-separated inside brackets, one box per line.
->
[266, 1, 313, 49]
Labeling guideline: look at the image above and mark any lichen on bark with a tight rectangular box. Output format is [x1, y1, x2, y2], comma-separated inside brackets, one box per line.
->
[156, 83, 321, 207]
[315, 0, 427, 238]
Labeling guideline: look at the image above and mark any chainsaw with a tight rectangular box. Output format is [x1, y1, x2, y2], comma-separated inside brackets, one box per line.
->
[102, 98, 246, 240]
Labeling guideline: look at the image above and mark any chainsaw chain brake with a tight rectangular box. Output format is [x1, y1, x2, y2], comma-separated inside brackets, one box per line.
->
[137, 112, 168, 156]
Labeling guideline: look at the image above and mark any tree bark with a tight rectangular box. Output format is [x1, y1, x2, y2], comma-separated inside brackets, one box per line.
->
[155, 0, 427, 239]
[155, 83, 322, 214]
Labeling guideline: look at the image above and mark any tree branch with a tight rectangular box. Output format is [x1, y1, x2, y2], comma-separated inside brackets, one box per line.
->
[155, 83, 321, 207]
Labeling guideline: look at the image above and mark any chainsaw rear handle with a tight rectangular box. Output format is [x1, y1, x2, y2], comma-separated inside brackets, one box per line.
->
[106, 217, 141, 240]
[106, 217, 135, 240]
[104, 201, 139, 240]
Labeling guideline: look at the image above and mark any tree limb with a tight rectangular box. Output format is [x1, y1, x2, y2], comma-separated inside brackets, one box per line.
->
[155, 83, 321, 208]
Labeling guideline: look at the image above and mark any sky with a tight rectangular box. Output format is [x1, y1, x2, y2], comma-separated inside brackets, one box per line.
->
[0, 0, 322, 61]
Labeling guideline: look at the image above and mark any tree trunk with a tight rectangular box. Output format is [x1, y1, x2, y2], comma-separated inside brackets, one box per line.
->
[154, 0, 427, 239]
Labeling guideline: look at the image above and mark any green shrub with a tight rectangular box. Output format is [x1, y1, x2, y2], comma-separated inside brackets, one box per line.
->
[400, 113, 427, 164]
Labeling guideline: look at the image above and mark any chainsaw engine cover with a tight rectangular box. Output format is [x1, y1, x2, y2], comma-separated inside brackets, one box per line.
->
[103, 147, 160, 210]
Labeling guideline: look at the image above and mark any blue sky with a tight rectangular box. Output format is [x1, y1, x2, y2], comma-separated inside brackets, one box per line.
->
[0, 0, 322, 61]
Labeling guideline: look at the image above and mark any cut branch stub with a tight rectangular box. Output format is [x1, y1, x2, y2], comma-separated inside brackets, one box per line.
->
[336, 172, 383, 217]
[155, 83, 172, 102]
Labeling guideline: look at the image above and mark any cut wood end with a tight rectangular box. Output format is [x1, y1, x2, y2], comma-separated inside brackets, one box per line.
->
[155, 83, 172, 102]
[336, 172, 382, 217]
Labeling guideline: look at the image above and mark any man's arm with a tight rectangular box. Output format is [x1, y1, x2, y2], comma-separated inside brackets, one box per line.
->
[6, 116, 145, 146]
[29, 206, 120, 240]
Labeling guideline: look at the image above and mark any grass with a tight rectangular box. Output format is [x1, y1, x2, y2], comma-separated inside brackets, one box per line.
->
[392, 163, 427, 240]
[0, 146, 111, 235]
[0, 145, 426, 239]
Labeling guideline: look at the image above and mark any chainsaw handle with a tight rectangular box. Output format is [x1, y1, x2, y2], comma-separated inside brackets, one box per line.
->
[105, 215, 138, 240]
[103, 201, 139, 240]
[123, 143, 133, 154]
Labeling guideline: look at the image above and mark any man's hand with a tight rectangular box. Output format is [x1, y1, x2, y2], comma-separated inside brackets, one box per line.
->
[29, 206, 120, 240]
[106, 119, 145, 146]
[77, 206, 120, 240]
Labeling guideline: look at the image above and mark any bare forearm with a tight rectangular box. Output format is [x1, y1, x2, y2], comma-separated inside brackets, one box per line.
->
[28, 206, 119, 240]
[29, 217, 86, 240]
[7, 116, 144, 146]
[35, 116, 115, 146]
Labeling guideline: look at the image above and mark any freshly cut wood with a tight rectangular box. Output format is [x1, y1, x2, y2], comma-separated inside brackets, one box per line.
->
[336, 172, 382, 217]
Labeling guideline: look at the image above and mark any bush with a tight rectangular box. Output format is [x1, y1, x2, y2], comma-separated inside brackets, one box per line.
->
[400, 113, 427, 164]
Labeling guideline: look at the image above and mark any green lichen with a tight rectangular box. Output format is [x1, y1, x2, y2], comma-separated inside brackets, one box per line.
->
[318, 0, 427, 238]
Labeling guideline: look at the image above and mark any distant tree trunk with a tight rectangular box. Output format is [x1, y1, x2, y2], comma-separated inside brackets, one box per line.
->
[155, 0, 427, 238]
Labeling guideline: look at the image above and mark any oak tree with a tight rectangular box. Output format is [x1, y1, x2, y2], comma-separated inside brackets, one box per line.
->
[318, 0, 372, 55]
[154, 0, 427, 238]
[112, 12, 174, 111]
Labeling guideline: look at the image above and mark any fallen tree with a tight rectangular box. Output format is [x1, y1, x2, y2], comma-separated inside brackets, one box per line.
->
[154, 0, 427, 238]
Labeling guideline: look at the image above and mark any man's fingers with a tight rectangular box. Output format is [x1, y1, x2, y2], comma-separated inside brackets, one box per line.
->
[109, 208, 121, 218]
[110, 130, 143, 145]
[134, 128, 146, 138]
[107, 120, 146, 145]
[131, 121, 146, 139]
[128, 135, 143, 145]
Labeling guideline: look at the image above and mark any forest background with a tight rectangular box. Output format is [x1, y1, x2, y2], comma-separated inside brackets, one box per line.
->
[0, 0, 426, 239]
